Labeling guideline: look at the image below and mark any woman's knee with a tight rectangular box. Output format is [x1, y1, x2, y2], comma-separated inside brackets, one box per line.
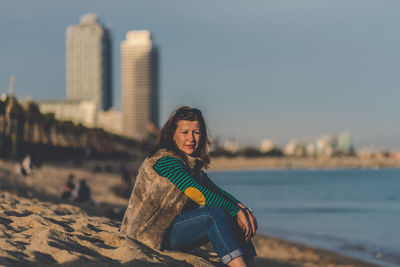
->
[203, 206, 230, 224]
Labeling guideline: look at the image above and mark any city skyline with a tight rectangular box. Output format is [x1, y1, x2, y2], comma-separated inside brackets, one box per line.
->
[1, 1, 400, 149]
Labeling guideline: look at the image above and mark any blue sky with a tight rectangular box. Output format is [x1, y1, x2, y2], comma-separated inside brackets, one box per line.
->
[1, 1, 400, 149]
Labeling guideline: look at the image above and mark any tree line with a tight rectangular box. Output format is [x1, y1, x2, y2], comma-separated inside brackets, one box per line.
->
[0, 97, 145, 161]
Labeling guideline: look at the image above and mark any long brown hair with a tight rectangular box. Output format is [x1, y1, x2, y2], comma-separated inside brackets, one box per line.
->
[149, 106, 210, 169]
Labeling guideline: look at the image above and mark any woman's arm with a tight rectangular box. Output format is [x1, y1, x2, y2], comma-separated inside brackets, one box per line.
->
[202, 172, 258, 238]
[153, 156, 240, 218]
[201, 172, 242, 205]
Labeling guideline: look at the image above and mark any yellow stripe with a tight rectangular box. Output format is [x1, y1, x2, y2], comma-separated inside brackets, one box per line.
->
[184, 187, 206, 205]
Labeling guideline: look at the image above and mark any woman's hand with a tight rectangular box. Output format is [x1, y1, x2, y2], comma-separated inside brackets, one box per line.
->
[236, 209, 252, 241]
[244, 209, 257, 237]
[237, 204, 257, 239]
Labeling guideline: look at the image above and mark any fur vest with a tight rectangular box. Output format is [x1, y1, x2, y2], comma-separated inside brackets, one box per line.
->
[120, 149, 202, 250]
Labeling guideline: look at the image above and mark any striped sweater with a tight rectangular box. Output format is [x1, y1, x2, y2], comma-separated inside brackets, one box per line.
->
[153, 156, 241, 217]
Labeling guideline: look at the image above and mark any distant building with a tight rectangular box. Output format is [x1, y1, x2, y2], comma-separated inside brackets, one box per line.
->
[337, 131, 353, 154]
[223, 140, 240, 153]
[283, 139, 305, 157]
[38, 100, 97, 127]
[97, 108, 122, 135]
[37, 100, 123, 135]
[306, 142, 316, 156]
[121, 30, 159, 140]
[305, 132, 353, 157]
[315, 135, 335, 157]
[66, 14, 112, 111]
[357, 147, 374, 159]
[260, 139, 277, 153]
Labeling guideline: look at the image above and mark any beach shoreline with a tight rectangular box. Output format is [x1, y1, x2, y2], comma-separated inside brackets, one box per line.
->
[252, 234, 380, 267]
[209, 156, 400, 171]
[0, 159, 384, 266]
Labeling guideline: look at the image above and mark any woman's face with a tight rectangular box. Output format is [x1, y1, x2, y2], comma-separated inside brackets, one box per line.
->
[173, 120, 201, 155]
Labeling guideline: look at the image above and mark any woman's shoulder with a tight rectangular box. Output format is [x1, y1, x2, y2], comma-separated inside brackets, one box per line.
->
[145, 149, 183, 166]
[138, 150, 185, 177]
[145, 149, 203, 172]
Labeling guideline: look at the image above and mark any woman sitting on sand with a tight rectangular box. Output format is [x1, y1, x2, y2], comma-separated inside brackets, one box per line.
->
[120, 106, 258, 267]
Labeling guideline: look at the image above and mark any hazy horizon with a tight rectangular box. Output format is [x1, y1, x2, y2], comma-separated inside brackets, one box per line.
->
[1, 1, 400, 149]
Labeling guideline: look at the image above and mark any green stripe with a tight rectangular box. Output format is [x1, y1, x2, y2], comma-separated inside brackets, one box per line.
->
[213, 195, 223, 206]
[158, 156, 180, 164]
[154, 165, 170, 175]
[180, 177, 194, 190]
[185, 180, 197, 189]
[175, 173, 190, 188]
[157, 168, 180, 184]
[156, 163, 179, 174]
[163, 160, 183, 167]
[207, 194, 218, 206]
[174, 176, 187, 191]
[220, 199, 228, 209]
[203, 189, 212, 201]
[160, 157, 185, 169]
[163, 168, 182, 180]
[170, 171, 185, 184]
[230, 206, 240, 217]
[179, 175, 194, 190]
[218, 197, 223, 205]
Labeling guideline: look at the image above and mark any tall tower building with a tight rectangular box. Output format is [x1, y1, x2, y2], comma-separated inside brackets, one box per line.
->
[66, 14, 112, 111]
[121, 30, 159, 140]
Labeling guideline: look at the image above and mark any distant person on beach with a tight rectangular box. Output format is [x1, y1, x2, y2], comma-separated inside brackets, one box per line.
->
[31, 152, 43, 169]
[15, 154, 32, 176]
[73, 179, 91, 203]
[61, 174, 76, 200]
[62, 175, 98, 205]
[121, 106, 257, 267]
[14, 152, 43, 176]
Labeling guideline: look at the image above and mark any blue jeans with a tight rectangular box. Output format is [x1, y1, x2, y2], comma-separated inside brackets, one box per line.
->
[166, 207, 257, 264]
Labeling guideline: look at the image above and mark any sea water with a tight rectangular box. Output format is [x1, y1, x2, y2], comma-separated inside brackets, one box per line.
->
[210, 168, 400, 267]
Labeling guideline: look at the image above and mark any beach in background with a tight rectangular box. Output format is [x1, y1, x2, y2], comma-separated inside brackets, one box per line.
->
[209, 156, 400, 171]
[0, 158, 390, 266]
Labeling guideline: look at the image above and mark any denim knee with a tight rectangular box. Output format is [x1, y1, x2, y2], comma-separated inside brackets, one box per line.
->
[203, 206, 229, 224]
[168, 206, 244, 264]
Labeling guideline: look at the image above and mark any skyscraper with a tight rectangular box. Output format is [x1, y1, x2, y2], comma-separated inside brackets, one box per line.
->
[121, 30, 159, 140]
[66, 14, 112, 111]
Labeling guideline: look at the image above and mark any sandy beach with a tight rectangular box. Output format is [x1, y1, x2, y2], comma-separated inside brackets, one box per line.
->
[209, 156, 400, 171]
[0, 159, 380, 266]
